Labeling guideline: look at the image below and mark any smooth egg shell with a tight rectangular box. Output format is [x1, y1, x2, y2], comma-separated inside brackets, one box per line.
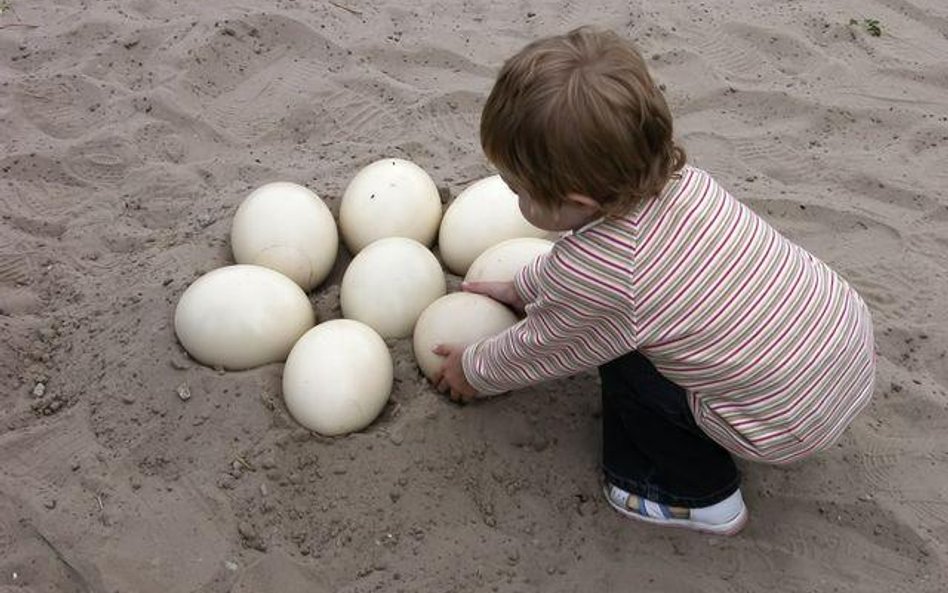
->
[231, 182, 338, 291]
[341, 237, 446, 338]
[282, 319, 393, 436]
[174, 265, 315, 370]
[412, 292, 518, 381]
[464, 237, 554, 284]
[339, 158, 442, 254]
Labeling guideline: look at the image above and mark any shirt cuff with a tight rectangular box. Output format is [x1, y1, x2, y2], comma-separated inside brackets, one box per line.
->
[461, 342, 506, 396]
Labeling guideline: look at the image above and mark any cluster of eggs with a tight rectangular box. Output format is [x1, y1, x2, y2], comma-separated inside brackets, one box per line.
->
[174, 159, 555, 437]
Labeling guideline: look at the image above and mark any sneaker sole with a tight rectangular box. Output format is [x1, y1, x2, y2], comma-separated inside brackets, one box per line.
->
[601, 484, 749, 536]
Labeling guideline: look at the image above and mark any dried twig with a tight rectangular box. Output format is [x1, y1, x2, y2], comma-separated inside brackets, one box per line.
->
[0, 1, 38, 29]
[328, 1, 362, 16]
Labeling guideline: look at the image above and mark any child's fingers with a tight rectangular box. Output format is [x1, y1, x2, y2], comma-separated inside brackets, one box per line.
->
[461, 281, 504, 297]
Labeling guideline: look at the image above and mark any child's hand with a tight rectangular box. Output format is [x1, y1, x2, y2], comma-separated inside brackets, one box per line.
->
[461, 281, 525, 315]
[431, 344, 479, 404]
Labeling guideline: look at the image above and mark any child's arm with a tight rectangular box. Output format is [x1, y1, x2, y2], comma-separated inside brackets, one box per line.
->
[460, 234, 637, 396]
[460, 280, 525, 315]
[431, 254, 543, 402]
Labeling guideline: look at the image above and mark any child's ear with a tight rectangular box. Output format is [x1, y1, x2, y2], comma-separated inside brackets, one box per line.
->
[565, 193, 601, 211]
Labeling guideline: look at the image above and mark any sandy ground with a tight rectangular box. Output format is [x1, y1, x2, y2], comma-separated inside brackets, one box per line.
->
[2, 0, 947, 591]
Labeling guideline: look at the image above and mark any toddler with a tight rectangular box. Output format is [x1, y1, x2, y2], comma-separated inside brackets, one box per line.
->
[432, 26, 875, 535]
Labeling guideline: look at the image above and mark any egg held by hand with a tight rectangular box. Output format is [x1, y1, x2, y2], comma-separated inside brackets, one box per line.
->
[464, 237, 553, 284]
[341, 237, 446, 338]
[230, 182, 338, 291]
[174, 265, 316, 370]
[282, 319, 393, 436]
[412, 292, 518, 381]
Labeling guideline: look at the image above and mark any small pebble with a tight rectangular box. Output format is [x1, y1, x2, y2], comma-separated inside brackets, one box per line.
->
[33, 383, 46, 398]
[176, 383, 191, 401]
[506, 549, 520, 565]
[170, 358, 190, 370]
[44, 499, 57, 509]
[259, 451, 277, 469]
[238, 521, 257, 540]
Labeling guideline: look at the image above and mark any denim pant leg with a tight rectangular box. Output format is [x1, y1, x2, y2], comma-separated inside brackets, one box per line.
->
[599, 350, 740, 508]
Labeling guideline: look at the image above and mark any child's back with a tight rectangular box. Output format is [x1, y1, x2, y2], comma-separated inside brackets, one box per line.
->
[435, 26, 876, 534]
[464, 164, 875, 464]
[596, 165, 874, 462]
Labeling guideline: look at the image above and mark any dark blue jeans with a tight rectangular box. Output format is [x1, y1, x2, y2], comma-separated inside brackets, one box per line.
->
[599, 350, 740, 507]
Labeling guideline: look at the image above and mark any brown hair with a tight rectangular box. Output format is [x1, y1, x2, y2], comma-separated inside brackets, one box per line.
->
[481, 26, 686, 217]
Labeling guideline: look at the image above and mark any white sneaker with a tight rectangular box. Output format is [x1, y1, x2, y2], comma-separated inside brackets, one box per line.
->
[603, 482, 748, 535]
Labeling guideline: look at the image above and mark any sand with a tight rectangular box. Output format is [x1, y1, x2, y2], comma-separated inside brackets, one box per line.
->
[1, 0, 947, 591]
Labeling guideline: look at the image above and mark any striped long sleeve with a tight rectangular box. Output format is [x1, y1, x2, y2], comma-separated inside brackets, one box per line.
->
[462, 230, 638, 393]
[461, 165, 875, 464]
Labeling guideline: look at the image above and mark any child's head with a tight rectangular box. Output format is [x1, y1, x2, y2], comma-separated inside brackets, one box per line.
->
[481, 26, 685, 218]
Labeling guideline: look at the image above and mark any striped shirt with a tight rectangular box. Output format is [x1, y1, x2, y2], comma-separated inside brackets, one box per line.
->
[462, 165, 875, 464]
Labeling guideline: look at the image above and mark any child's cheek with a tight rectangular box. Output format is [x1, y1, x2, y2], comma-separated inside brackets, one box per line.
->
[518, 195, 544, 227]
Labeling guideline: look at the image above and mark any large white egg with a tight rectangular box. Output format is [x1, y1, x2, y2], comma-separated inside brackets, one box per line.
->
[464, 237, 554, 284]
[339, 158, 442, 254]
[174, 265, 315, 370]
[438, 175, 556, 275]
[340, 237, 446, 338]
[412, 292, 518, 381]
[230, 182, 338, 291]
[282, 319, 393, 436]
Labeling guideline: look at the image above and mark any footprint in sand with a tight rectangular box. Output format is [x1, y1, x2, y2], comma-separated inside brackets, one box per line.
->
[408, 90, 483, 149]
[265, 85, 404, 147]
[677, 21, 826, 82]
[15, 74, 112, 139]
[0, 252, 33, 289]
[0, 154, 91, 238]
[64, 135, 138, 188]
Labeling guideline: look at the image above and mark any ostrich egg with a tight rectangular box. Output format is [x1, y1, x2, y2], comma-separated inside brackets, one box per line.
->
[464, 237, 553, 284]
[174, 265, 315, 370]
[438, 175, 556, 275]
[230, 182, 338, 291]
[412, 292, 518, 381]
[340, 237, 446, 338]
[282, 319, 393, 436]
[339, 158, 442, 253]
